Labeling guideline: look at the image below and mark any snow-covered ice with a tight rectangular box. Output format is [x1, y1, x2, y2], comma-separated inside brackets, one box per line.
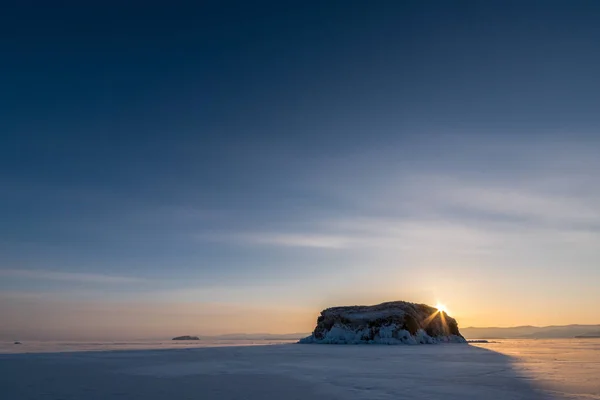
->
[300, 325, 466, 344]
[1, 339, 599, 399]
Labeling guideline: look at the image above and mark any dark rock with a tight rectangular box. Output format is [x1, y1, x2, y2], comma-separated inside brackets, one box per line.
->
[172, 336, 200, 340]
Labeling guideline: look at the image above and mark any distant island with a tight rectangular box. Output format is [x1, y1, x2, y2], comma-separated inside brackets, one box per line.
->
[172, 335, 200, 340]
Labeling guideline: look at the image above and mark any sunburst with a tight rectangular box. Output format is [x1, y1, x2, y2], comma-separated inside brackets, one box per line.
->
[422, 302, 450, 335]
[435, 303, 448, 313]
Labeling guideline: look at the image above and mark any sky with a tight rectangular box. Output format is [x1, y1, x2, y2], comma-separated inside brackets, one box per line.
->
[1, 1, 600, 340]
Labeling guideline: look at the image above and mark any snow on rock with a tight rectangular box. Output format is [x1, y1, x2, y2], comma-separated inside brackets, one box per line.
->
[300, 301, 466, 345]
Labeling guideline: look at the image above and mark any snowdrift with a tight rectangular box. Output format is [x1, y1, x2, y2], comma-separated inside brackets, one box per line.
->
[300, 301, 466, 345]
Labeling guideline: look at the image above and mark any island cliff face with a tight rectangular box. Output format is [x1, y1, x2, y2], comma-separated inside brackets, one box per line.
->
[300, 301, 466, 344]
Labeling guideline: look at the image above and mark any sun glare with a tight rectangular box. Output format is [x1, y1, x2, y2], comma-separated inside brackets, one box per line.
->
[435, 303, 447, 313]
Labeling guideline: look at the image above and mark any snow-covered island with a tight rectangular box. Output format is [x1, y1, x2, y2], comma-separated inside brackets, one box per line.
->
[300, 301, 466, 344]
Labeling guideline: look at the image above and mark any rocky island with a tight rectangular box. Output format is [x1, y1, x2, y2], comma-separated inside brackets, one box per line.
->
[300, 301, 466, 344]
[172, 335, 200, 340]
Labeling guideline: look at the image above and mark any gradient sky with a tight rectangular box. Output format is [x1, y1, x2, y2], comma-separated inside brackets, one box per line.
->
[2, 1, 600, 340]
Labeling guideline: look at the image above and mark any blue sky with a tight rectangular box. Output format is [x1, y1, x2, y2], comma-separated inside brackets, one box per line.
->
[1, 1, 600, 338]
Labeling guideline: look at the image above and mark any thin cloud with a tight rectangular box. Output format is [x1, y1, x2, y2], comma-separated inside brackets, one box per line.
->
[197, 221, 496, 252]
[239, 233, 350, 249]
[0, 269, 146, 284]
[198, 232, 351, 249]
[421, 177, 600, 226]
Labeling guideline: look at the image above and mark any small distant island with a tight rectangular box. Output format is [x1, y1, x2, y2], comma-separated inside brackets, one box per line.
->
[172, 335, 200, 341]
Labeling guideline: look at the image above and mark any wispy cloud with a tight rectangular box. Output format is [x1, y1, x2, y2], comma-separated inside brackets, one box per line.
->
[197, 232, 351, 249]
[234, 233, 351, 249]
[196, 173, 600, 254]
[0, 269, 146, 284]
[197, 219, 498, 252]
[417, 176, 600, 227]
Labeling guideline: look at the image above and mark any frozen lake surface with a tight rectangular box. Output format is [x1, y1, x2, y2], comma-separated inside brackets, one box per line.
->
[0, 339, 297, 354]
[0, 339, 598, 399]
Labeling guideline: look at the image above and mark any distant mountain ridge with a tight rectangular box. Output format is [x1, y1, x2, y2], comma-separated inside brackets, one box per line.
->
[461, 324, 600, 339]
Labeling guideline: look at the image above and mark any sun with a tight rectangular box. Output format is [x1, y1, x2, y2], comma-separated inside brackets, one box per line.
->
[435, 303, 448, 313]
